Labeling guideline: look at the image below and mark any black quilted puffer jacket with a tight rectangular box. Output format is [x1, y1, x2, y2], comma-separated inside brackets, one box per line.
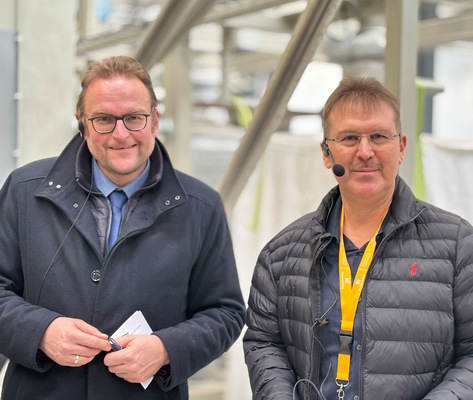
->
[244, 176, 473, 400]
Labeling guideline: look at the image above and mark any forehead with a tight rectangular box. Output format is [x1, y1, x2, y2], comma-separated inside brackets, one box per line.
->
[329, 100, 396, 130]
[84, 76, 150, 112]
[332, 99, 394, 116]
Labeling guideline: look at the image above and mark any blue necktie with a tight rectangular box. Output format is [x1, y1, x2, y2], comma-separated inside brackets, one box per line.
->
[108, 190, 127, 250]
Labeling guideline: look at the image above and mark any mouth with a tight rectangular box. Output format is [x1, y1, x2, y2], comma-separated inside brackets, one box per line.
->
[110, 144, 137, 150]
[351, 165, 381, 174]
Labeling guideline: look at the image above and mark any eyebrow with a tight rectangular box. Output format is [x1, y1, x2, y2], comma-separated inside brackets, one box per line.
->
[88, 110, 148, 117]
[336, 128, 395, 135]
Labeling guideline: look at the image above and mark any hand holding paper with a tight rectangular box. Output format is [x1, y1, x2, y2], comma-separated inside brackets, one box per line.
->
[104, 311, 169, 389]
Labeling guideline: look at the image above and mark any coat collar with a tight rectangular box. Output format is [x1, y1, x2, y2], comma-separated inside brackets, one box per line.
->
[313, 175, 426, 238]
[34, 133, 188, 215]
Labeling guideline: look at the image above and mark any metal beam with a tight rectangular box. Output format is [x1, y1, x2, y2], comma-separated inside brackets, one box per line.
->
[201, 0, 299, 24]
[77, 1, 306, 56]
[384, 0, 419, 189]
[134, 0, 218, 69]
[77, 0, 96, 39]
[77, 24, 145, 55]
[419, 10, 473, 49]
[217, 0, 343, 215]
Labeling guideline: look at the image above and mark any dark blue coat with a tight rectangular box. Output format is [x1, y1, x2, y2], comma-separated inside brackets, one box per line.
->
[0, 134, 245, 399]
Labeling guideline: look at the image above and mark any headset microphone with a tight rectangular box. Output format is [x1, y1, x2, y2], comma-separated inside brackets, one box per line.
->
[78, 120, 85, 138]
[323, 143, 345, 177]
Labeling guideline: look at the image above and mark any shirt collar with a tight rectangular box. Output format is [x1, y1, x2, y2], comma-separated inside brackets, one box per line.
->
[92, 158, 150, 198]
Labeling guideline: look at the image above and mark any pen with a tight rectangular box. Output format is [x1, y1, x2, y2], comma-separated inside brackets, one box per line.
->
[108, 337, 122, 351]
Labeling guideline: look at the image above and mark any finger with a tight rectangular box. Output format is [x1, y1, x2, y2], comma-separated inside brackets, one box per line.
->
[69, 326, 110, 353]
[70, 344, 105, 359]
[73, 319, 109, 340]
[112, 334, 135, 348]
[70, 354, 94, 367]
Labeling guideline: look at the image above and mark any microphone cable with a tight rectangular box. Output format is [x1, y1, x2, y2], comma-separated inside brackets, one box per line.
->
[292, 258, 338, 400]
[36, 181, 92, 305]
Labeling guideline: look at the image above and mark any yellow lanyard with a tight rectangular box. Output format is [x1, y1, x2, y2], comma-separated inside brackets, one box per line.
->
[336, 204, 388, 387]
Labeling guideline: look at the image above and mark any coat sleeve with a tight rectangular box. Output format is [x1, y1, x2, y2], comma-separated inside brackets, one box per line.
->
[422, 219, 473, 400]
[153, 194, 245, 390]
[243, 245, 298, 399]
[0, 174, 61, 372]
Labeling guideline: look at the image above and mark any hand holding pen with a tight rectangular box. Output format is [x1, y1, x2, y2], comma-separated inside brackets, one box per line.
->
[108, 337, 123, 351]
[104, 334, 169, 384]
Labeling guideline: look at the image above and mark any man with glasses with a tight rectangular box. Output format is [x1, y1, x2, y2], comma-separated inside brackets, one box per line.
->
[244, 76, 473, 399]
[0, 56, 245, 399]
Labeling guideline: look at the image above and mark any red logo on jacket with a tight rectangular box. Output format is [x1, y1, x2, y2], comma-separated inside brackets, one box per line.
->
[410, 262, 417, 276]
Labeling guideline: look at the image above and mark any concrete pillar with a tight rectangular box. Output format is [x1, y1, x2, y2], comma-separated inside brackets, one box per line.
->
[0, 0, 19, 184]
[162, 39, 193, 174]
[15, 0, 76, 167]
[385, 0, 419, 188]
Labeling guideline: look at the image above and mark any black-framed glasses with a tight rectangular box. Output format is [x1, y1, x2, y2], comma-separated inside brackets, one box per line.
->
[86, 112, 152, 134]
[324, 132, 400, 148]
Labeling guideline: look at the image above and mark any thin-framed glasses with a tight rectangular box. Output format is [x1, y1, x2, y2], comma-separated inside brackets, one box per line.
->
[324, 132, 400, 148]
[86, 112, 152, 134]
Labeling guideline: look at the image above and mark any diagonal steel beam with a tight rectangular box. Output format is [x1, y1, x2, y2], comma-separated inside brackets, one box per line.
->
[201, 0, 299, 24]
[217, 0, 343, 215]
[419, 10, 473, 49]
[135, 0, 218, 69]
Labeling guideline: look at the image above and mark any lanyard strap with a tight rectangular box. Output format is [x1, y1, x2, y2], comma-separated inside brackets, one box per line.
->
[336, 204, 388, 385]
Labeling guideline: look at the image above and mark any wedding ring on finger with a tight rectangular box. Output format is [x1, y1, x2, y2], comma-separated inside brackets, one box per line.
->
[74, 355, 80, 365]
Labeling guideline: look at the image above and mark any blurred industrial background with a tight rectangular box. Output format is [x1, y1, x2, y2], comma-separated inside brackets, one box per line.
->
[2, 0, 473, 398]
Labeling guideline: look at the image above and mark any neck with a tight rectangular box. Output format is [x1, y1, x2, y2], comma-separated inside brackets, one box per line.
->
[341, 196, 392, 248]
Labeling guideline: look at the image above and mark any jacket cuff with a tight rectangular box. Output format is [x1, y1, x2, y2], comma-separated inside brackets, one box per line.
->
[35, 350, 54, 372]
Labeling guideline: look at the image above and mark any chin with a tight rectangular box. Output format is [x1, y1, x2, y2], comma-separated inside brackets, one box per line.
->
[351, 182, 382, 197]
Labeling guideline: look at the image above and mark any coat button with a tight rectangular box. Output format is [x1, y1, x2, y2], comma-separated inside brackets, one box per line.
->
[90, 270, 101, 282]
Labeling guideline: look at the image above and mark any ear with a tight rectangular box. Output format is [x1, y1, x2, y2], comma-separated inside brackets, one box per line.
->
[320, 142, 332, 170]
[75, 112, 86, 139]
[151, 108, 160, 138]
[322, 142, 329, 156]
[398, 134, 407, 164]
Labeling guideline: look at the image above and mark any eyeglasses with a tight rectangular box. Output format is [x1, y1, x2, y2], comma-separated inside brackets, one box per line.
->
[86, 112, 152, 134]
[324, 132, 400, 148]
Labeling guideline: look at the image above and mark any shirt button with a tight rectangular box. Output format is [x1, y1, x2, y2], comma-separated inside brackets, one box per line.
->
[354, 396, 360, 400]
[90, 270, 101, 282]
[356, 344, 362, 351]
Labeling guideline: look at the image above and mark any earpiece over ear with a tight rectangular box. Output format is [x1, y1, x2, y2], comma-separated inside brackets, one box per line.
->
[78, 120, 85, 138]
[323, 142, 330, 156]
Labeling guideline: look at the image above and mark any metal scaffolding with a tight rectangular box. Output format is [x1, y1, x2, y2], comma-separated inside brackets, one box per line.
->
[217, 0, 343, 214]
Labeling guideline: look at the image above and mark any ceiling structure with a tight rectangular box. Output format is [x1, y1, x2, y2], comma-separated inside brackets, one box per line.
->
[77, 0, 473, 56]
[76, 0, 473, 213]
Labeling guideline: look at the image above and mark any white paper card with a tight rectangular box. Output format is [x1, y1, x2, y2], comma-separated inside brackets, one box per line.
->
[111, 310, 154, 389]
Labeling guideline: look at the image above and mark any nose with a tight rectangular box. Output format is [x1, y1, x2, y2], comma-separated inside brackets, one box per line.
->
[112, 119, 129, 138]
[356, 135, 374, 159]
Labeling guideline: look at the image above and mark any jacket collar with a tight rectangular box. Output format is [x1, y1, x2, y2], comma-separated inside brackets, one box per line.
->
[383, 175, 426, 236]
[74, 135, 165, 194]
[35, 133, 187, 211]
[314, 175, 425, 234]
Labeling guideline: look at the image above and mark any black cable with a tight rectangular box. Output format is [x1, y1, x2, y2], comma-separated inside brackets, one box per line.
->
[36, 184, 92, 305]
